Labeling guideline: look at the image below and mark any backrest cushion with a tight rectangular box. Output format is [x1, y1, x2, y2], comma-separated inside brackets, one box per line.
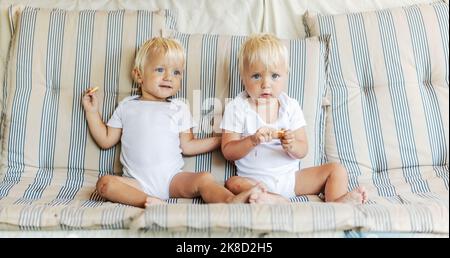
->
[1, 6, 329, 202]
[305, 2, 449, 195]
[0, 7, 176, 198]
[169, 32, 330, 188]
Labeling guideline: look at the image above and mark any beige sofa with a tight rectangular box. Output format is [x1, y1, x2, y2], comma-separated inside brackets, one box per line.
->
[0, 0, 448, 237]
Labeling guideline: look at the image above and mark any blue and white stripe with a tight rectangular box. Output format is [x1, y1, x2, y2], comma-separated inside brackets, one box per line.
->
[228, 36, 246, 98]
[58, 10, 96, 201]
[317, 16, 363, 191]
[310, 3, 448, 196]
[1, 7, 38, 199]
[174, 32, 190, 100]
[131, 10, 153, 96]
[21, 9, 66, 201]
[194, 35, 219, 173]
[405, 5, 447, 167]
[98, 10, 124, 179]
[433, 3, 449, 86]
[0, 7, 184, 227]
[164, 9, 177, 32]
[377, 9, 429, 194]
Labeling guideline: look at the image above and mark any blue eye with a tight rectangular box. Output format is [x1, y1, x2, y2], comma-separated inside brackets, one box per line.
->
[251, 74, 261, 80]
[272, 73, 280, 80]
[155, 67, 164, 73]
[173, 70, 181, 76]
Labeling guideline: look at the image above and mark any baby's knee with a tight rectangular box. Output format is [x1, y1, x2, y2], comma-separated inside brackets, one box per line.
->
[328, 163, 348, 179]
[225, 176, 245, 193]
[225, 176, 239, 189]
[96, 175, 115, 196]
[196, 172, 215, 184]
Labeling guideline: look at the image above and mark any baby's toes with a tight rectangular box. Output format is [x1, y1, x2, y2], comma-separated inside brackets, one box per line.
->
[357, 186, 366, 194]
[362, 193, 368, 203]
[249, 193, 259, 203]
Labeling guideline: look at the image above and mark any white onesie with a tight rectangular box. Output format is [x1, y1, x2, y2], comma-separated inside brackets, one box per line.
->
[220, 91, 306, 198]
[107, 95, 195, 200]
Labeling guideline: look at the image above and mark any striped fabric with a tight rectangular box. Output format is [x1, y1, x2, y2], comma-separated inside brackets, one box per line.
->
[0, 7, 176, 228]
[167, 32, 330, 203]
[0, 5, 331, 229]
[134, 199, 448, 234]
[1, 5, 447, 235]
[1, 229, 447, 238]
[305, 2, 449, 199]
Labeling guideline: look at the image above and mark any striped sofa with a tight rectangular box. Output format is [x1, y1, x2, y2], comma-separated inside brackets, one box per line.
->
[0, 2, 448, 237]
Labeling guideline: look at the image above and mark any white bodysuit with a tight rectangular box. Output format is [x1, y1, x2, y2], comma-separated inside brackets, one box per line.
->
[220, 91, 306, 198]
[107, 95, 195, 200]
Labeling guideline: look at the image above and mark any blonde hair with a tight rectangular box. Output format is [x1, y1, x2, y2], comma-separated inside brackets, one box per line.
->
[132, 37, 185, 83]
[238, 34, 288, 75]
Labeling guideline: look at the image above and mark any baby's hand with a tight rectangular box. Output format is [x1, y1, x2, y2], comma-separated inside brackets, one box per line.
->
[272, 129, 286, 139]
[82, 87, 99, 113]
[280, 129, 295, 152]
[251, 127, 276, 146]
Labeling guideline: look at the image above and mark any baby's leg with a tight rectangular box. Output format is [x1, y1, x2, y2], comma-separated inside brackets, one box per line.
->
[226, 176, 291, 204]
[295, 163, 356, 202]
[225, 176, 261, 194]
[169, 172, 265, 203]
[227, 176, 292, 204]
[96, 175, 163, 208]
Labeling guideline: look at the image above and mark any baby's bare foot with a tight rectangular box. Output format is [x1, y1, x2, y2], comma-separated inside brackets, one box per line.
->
[252, 192, 290, 204]
[144, 196, 165, 207]
[335, 187, 367, 204]
[357, 186, 368, 203]
[248, 193, 259, 204]
[231, 183, 266, 203]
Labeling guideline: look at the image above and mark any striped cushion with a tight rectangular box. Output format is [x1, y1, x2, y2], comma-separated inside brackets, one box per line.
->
[135, 199, 448, 234]
[170, 32, 329, 204]
[1, 6, 177, 172]
[0, 6, 176, 227]
[1, 8, 329, 208]
[0, 7, 330, 228]
[0, 7, 448, 234]
[305, 2, 449, 196]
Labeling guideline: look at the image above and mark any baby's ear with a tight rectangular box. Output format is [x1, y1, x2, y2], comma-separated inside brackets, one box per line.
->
[131, 68, 143, 84]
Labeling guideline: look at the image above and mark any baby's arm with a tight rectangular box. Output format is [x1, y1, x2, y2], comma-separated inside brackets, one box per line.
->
[82, 89, 121, 149]
[280, 127, 308, 159]
[85, 113, 122, 149]
[179, 129, 221, 156]
[221, 127, 275, 161]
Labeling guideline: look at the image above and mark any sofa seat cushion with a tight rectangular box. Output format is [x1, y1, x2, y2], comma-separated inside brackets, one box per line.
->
[0, 164, 447, 232]
[1, 186, 447, 233]
[357, 165, 449, 200]
[0, 167, 142, 230]
[134, 198, 448, 234]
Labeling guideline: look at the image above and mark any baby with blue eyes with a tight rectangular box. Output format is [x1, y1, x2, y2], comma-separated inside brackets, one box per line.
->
[82, 37, 264, 208]
[221, 34, 368, 204]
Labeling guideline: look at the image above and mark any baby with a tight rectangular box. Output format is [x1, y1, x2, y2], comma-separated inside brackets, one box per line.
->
[82, 37, 263, 208]
[221, 34, 368, 204]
